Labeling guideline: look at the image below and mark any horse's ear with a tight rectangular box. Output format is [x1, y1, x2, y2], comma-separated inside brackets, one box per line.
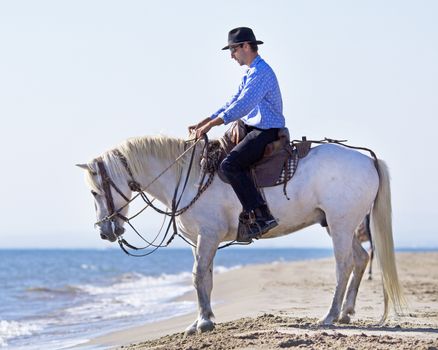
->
[76, 163, 97, 175]
[76, 163, 89, 170]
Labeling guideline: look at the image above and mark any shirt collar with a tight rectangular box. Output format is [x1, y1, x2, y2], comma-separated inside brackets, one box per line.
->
[249, 55, 262, 69]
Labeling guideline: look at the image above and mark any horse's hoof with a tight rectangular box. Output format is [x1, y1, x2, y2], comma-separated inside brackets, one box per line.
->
[197, 319, 215, 333]
[184, 321, 198, 337]
[318, 315, 336, 326]
[338, 314, 351, 324]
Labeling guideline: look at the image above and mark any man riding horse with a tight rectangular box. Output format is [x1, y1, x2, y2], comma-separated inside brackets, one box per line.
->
[189, 27, 285, 240]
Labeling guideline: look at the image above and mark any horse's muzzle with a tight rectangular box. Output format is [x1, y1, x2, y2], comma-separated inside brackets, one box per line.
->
[97, 220, 124, 242]
[99, 230, 117, 242]
[100, 233, 114, 241]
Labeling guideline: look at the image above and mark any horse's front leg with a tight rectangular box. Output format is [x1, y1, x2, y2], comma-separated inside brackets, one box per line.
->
[185, 233, 219, 336]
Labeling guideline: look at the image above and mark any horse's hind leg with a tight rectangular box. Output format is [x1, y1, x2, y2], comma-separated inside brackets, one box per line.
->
[339, 235, 369, 323]
[367, 244, 374, 280]
[319, 228, 354, 325]
[185, 233, 218, 336]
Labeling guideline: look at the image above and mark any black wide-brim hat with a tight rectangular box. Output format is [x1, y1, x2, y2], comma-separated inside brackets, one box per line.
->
[222, 27, 264, 50]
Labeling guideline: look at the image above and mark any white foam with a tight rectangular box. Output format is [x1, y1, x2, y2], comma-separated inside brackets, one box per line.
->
[80, 264, 97, 271]
[0, 320, 42, 347]
[214, 265, 242, 274]
[65, 271, 195, 324]
[80, 271, 192, 295]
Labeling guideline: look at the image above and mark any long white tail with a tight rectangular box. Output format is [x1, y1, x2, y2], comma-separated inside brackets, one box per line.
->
[370, 159, 407, 323]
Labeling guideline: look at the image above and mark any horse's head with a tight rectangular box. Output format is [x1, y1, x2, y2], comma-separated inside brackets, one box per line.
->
[77, 159, 131, 242]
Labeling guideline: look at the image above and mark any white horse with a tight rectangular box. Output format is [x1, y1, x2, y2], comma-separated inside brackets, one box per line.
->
[77, 135, 406, 335]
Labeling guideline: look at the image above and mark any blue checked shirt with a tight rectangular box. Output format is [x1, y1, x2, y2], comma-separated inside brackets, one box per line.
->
[211, 55, 285, 129]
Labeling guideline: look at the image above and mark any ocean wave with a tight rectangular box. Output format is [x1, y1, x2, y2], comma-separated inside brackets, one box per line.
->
[59, 267, 246, 325]
[80, 263, 97, 271]
[0, 320, 42, 347]
[64, 271, 194, 322]
[80, 271, 192, 295]
[115, 272, 146, 282]
[214, 265, 242, 274]
[26, 285, 82, 296]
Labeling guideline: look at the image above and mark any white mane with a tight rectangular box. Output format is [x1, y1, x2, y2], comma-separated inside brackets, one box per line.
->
[85, 135, 202, 193]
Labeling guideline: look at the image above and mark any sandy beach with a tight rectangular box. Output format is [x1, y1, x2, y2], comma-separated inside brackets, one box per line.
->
[87, 252, 438, 349]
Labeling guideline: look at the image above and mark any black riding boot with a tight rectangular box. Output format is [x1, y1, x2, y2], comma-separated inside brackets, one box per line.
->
[242, 205, 277, 240]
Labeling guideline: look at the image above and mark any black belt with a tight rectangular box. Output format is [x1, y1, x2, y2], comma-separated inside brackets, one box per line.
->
[244, 124, 275, 132]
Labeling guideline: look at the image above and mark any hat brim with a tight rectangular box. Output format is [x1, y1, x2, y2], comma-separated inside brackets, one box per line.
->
[221, 40, 264, 50]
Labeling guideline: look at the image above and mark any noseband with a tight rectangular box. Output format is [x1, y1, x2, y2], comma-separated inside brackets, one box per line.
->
[95, 154, 133, 227]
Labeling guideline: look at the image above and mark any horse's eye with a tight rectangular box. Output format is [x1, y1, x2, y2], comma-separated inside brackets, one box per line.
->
[91, 190, 98, 197]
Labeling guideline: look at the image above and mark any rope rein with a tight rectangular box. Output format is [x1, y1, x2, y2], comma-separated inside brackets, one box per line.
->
[96, 137, 203, 224]
[95, 135, 239, 257]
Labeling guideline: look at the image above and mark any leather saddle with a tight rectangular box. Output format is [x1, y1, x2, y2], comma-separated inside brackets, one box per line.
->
[204, 121, 311, 188]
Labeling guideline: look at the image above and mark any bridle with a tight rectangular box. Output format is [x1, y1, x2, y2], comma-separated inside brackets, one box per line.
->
[95, 156, 132, 226]
[94, 138, 202, 225]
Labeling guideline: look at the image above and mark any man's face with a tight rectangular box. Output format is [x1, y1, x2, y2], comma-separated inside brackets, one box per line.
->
[230, 43, 246, 66]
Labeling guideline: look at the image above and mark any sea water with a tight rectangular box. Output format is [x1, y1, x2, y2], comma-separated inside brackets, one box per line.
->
[0, 248, 335, 349]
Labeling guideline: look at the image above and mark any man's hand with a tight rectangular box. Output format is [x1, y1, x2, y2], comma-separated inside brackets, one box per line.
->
[188, 123, 199, 134]
[188, 116, 224, 139]
[188, 117, 210, 135]
[195, 123, 212, 139]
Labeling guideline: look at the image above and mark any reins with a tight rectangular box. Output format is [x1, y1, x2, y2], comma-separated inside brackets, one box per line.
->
[95, 135, 230, 257]
[95, 136, 204, 224]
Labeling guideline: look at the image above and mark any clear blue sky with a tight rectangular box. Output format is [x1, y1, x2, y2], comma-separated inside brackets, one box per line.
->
[0, 0, 437, 248]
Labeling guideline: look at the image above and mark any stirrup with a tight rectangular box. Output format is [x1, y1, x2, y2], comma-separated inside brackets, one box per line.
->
[236, 211, 254, 242]
[235, 211, 278, 242]
[247, 218, 278, 239]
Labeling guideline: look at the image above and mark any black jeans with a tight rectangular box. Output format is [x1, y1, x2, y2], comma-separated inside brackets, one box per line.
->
[220, 125, 279, 212]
